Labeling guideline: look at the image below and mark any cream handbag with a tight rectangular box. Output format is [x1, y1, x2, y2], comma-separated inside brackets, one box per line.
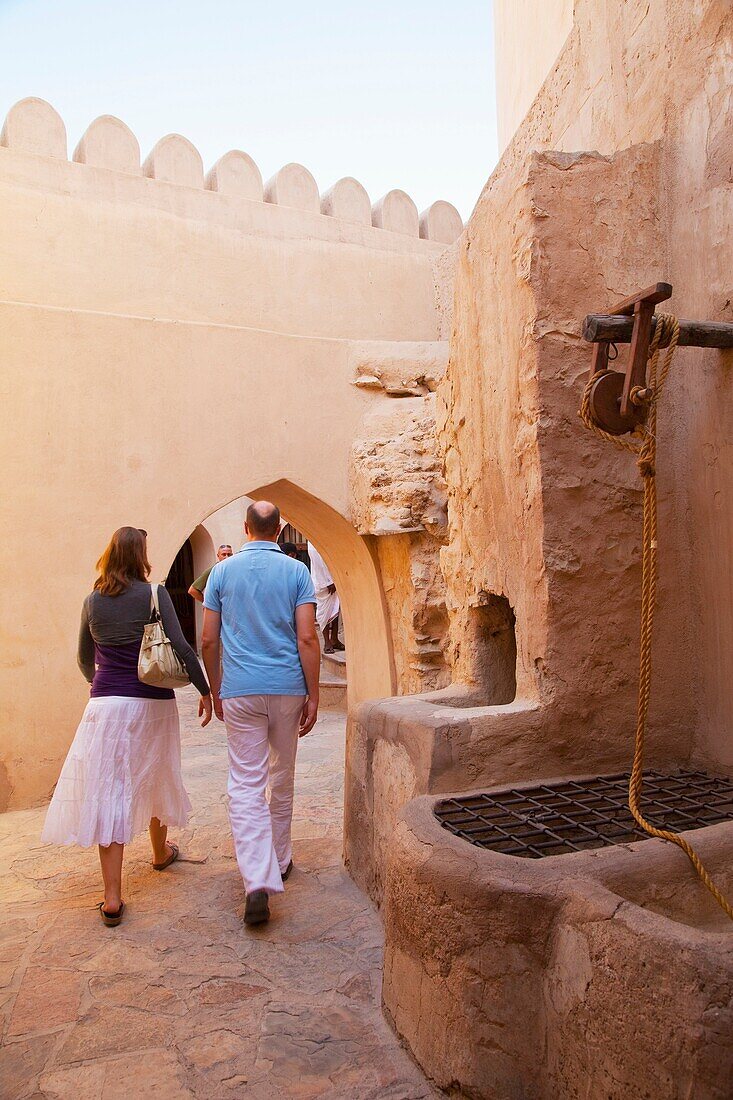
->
[138, 583, 190, 689]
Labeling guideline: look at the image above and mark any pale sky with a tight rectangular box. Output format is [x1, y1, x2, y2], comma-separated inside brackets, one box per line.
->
[0, 0, 498, 221]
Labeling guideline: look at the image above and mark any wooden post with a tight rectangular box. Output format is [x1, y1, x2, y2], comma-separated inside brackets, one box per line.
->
[583, 315, 733, 349]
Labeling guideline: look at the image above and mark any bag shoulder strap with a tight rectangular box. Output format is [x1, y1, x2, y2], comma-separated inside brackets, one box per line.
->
[150, 582, 161, 619]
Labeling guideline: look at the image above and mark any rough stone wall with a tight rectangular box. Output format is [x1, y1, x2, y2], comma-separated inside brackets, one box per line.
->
[434, 0, 733, 767]
[350, 398, 446, 534]
[382, 798, 733, 1099]
[357, 7, 733, 1096]
[375, 533, 449, 694]
[436, 148, 544, 700]
[348, 343, 451, 694]
[435, 141, 693, 763]
[484, 0, 733, 768]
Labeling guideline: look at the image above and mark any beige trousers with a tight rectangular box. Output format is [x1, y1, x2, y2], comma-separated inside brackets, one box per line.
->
[223, 694, 304, 894]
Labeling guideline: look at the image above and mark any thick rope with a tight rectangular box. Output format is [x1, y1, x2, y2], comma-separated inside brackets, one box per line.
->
[580, 314, 733, 921]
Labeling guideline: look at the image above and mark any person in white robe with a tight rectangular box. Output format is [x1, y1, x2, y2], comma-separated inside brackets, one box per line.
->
[307, 542, 343, 653]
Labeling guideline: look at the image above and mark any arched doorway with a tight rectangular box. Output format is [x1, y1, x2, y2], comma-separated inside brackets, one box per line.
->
[278, 521, 310, 567]
[165, 538, 196, 646]
[247, 479, 395, 704]
[162, 479, 395, 705]
[189, 523, 217, 649]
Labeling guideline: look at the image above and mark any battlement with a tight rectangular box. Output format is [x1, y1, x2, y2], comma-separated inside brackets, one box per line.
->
[0, 97, 463, 245]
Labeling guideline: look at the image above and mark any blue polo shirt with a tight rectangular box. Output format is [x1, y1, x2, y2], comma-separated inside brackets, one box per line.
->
[203, 542, 316, 698]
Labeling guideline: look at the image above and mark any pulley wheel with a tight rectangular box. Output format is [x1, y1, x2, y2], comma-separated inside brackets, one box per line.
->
[588, 371, 642, 436]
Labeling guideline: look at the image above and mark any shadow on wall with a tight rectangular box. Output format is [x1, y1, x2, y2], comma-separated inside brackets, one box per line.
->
[189, 524, 215, 648]
[433, 593, 518, 709]
[471, 594, 517, 704]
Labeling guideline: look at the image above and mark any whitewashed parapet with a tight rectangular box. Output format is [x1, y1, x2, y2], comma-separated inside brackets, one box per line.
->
[419, 200, 463, 244]
[1, 98, 462, 240]
[321, 177, 371, 226]
[73, 115, 140, 175]
[372, 190, 419, 236]
[1, 97, 66, 159]
[143, 134, 204, 188]
[264, 163, 320, 213]
[206, 150, 263, 201]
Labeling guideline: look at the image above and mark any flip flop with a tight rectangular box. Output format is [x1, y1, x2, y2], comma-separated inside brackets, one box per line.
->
[153, 842, 179, 871]
[98, 901, 125, 927]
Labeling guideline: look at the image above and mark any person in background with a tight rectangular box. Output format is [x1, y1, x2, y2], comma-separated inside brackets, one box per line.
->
[279, 541, 299, 559]
[188, 544, 233, 603]
[307, 541, 344, 654]
[42, 527, 212, 926]
[202, 502, 320, 927]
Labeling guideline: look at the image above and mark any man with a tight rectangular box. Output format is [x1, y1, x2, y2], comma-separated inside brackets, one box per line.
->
[307, 541, 344, 654]
[201, 502, 320, 926]
[188, 544, 233, 603]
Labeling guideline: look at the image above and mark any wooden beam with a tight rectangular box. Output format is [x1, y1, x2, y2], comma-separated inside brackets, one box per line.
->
[583, 314, 733, 349]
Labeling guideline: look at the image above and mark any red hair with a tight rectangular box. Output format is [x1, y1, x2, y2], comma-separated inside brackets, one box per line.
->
[94, 527, 150, 597]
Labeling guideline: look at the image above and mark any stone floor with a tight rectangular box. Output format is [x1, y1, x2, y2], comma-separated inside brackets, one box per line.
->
[0, 690, 435, 1099]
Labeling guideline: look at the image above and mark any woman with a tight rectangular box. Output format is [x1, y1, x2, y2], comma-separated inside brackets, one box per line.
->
[42, 527, 212, 926]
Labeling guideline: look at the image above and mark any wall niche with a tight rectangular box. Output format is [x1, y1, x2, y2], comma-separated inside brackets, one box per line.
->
[470, 593, 517, 704]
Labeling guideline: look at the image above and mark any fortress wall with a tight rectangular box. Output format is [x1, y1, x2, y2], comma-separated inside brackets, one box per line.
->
[0, 99, 463, 809]
[441, 0, 733, 768]
[493, 0, 574, 151]
[0, 301, 390, 809]
[0, 99, 463, 343]
[345, 0, 732, 904]
[0, 151, 439, 343]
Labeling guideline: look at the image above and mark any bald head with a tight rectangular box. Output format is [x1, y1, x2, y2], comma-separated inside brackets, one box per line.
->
[246, 500, 281, 539]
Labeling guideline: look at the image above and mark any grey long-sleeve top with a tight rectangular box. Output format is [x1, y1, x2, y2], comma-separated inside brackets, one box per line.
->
[78, 579, 210, 696]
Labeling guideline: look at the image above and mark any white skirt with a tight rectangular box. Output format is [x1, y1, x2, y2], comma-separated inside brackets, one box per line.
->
[41, 696, 191, 848]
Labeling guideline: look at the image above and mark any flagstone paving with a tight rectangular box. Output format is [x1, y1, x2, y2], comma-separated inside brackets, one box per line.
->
[0, 691, 436, 1099]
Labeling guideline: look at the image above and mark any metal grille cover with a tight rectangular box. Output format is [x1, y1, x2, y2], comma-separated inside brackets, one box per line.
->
[434, 771, 733, 858]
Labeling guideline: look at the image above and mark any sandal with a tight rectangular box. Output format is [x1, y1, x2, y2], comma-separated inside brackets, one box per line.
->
[98, 901, 125, 927]
[153, 842, 179, 871]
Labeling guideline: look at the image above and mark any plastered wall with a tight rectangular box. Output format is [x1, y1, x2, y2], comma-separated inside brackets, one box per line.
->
[493, 0, 574, 152]
[202, 500, 250, 559]
[444, 0, 733, 768]
[0, 98, 462, 809]
[343, 0, 733, 920]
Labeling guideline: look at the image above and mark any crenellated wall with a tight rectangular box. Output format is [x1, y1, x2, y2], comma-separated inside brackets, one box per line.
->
[0, 96, 461, 810]
[1, 96, 462, 243]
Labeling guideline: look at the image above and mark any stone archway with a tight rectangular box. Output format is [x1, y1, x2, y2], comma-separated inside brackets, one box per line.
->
[188, 524, 216, 648]
[168, 480, 395, 708]
[247, 480, 395, 705]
